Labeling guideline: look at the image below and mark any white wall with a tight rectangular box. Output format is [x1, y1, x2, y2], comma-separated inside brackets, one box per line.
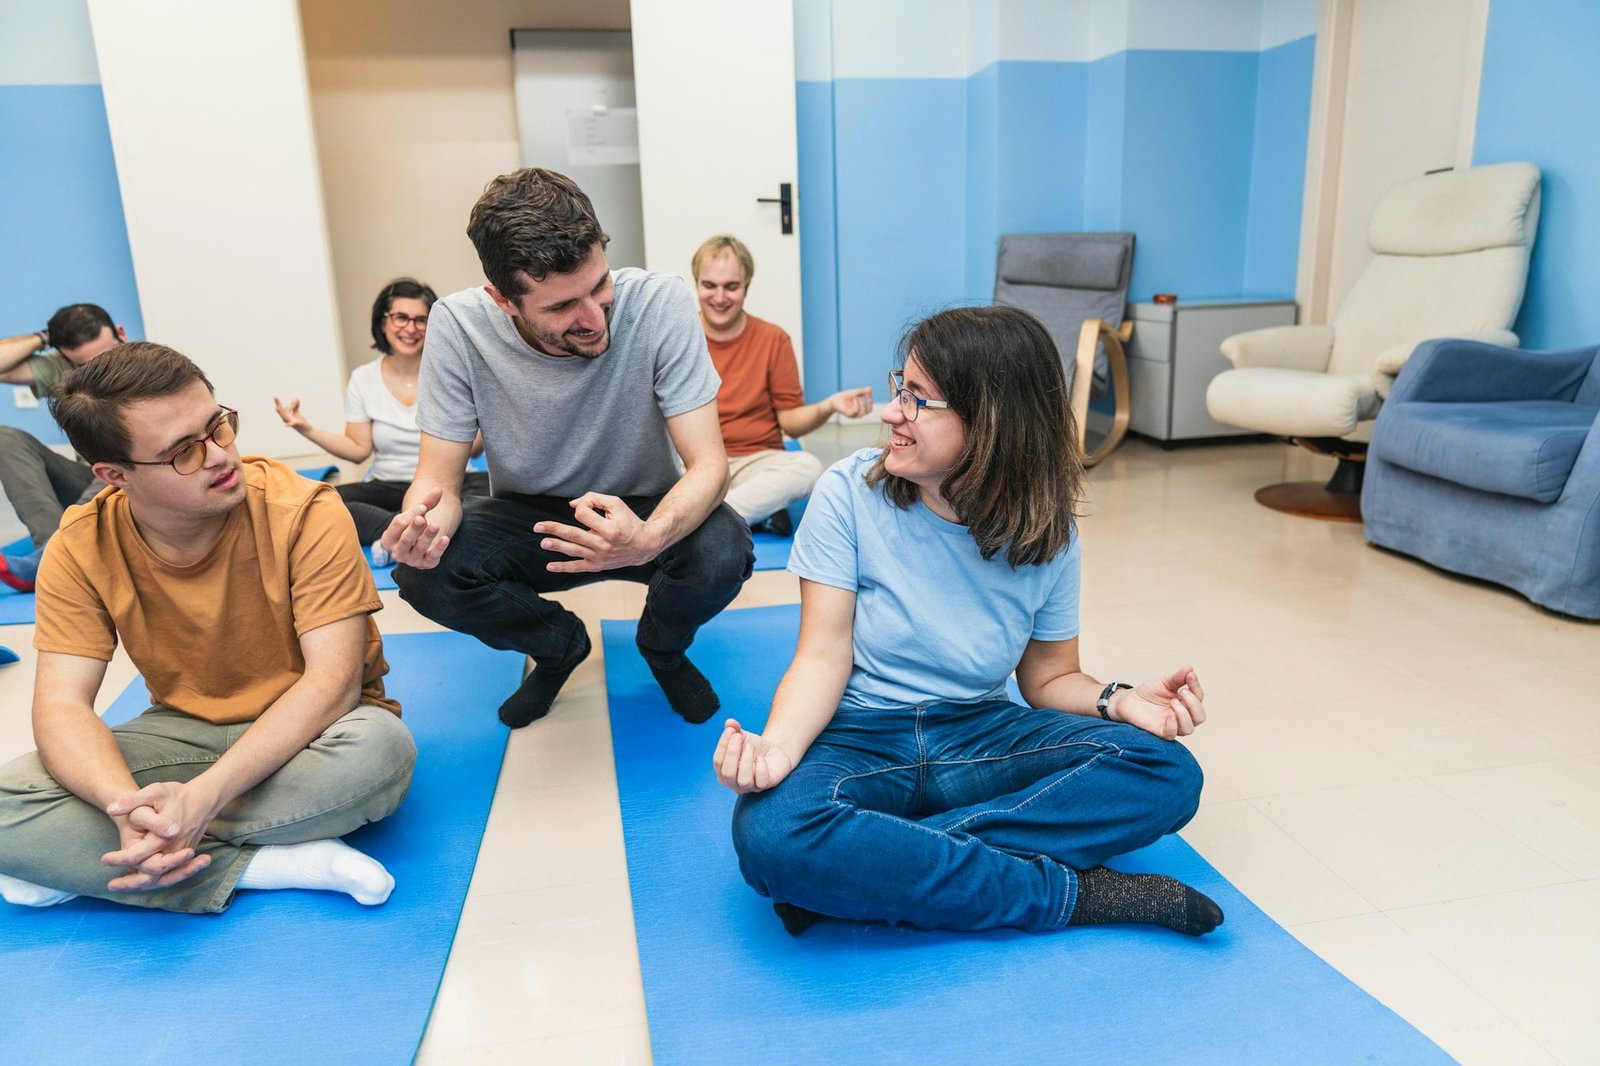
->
[1302, 0, 1490, 320]
[301, 0, 630, 381]
[87, 0, 347, 458]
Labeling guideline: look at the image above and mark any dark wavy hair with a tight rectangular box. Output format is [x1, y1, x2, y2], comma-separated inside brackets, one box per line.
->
[47, 303, 116, 350]
[467, 168, 609, 298]
[50, 342, 213, 465]
[866, 306, 1084, 567]
[370, 277, 438, 354]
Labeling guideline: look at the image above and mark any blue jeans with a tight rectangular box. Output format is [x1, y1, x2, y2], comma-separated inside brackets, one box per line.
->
[395, 493, 754, 669]
[732, 699, 1202, 932]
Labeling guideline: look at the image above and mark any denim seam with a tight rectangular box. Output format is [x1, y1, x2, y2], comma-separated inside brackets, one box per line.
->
[939, 743, 1124, 835]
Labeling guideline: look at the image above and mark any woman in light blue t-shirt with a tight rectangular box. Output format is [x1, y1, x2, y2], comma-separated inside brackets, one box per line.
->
[714, 305, 1222, 938]
[274, 279, 486, 543]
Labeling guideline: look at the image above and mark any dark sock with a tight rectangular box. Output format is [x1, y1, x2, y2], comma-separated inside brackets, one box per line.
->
[765, 509, 793, 537]
[498, 632, 591, 729]
[1067, 865, 1224, 936]
[642, 653, 720, 724]
[773, 901, 822, 936]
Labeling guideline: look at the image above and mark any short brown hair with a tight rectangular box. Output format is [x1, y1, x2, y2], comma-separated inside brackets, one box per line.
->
[50, 342, 214, 464]
[866, 306, 1084, 567]
[691, 234, 755, 286]
[467, 168, 609, 297]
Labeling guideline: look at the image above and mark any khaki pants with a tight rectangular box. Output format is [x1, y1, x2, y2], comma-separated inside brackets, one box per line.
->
[725, 448, 825, 523]
[0, 704, 415, 913]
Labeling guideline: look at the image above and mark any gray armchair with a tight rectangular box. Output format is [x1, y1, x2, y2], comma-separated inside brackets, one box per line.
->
[995, 233, 1135, 466]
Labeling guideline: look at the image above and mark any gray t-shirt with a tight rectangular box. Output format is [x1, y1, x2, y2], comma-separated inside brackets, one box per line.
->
[418, 268, 719, 498]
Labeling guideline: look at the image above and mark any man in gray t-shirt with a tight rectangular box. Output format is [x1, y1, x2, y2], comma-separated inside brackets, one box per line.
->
[380, 168, 753, 728]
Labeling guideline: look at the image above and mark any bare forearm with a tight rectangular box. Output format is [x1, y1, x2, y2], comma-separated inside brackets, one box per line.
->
[193, 670, 362, 809]
[776, 401, 832, 439]
[761, 653, 849, 763]
[296, 424, 371, 464]
[1025, 671, 1117, 718]
[35, 704, 140, 810]
[0, 332, 45, 376]
[642, 459, 729, 554]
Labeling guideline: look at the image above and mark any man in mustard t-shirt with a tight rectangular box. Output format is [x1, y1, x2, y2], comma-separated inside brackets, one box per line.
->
[691, 235, 873, 534]
[0, 343, 416, 914]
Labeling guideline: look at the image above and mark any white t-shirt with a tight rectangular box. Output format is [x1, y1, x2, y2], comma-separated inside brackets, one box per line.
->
[345, 358, 421, 483]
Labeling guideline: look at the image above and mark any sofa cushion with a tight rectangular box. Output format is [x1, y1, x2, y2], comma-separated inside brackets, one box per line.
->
[1372, 400, 1595, 502]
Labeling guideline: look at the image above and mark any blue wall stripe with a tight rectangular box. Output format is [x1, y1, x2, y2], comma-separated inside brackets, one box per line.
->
[0, 84, 144, 444]
[831, 77, 970, 396]
[1119, 50, 1258, 301]
[1243, 34, 1314, 299]
[1473, 0, 1600, 350]
[797, 79, 842, 399]
[964, 64, 999, 304]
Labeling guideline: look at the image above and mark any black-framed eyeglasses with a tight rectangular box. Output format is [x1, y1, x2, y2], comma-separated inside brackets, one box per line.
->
[888, 370, 951, 422]
[114, 408, 239, 476]
[384, 311, 429, 331]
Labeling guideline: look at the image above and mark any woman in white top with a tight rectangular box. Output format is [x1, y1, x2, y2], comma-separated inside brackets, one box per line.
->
[274, 278, 488, 543]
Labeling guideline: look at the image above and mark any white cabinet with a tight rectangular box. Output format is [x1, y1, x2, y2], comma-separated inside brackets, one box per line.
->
[1125, 299, 1297, 442]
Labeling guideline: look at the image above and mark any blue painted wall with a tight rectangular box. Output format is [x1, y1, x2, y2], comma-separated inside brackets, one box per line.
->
[0, 2, 143, 445]
[798, 39, 1315, 399]
[1244, 34, 1315, 298]
[831, 77, 970, 394]
[1473, 0, 1600, 350]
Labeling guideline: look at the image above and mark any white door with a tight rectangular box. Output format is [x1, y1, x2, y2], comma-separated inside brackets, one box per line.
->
[512, 31, 648, 272]
[629, 0, 803, 360]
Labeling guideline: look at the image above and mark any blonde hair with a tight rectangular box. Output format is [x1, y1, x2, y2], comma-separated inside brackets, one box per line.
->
[691, 234, 755, 286]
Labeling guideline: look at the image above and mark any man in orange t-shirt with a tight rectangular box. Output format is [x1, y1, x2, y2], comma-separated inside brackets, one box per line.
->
[693, 235, 873, 533]
[0, 344, 415, 914]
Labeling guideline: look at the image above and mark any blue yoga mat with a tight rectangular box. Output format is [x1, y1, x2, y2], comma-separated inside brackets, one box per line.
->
[0, 535, 37, 626]
[0, 645, 17, 665]
[602, 604, 1450, 1066]
[2, 630, 522, 1065]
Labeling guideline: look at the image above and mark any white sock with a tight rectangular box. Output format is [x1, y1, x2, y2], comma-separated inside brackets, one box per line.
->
[0, 871, 78, 908]
[236, 839, 395, 905]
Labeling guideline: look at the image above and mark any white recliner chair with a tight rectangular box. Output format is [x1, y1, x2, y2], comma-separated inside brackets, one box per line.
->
[1206, 162, 1542, 519]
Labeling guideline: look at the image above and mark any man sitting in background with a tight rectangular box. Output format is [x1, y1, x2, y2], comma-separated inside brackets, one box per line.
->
[692, 235, 872, 535]
[0, 303, 127, 590]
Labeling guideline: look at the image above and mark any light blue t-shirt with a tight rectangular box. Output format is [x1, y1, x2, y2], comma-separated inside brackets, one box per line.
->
[788, 449, 1081, 711]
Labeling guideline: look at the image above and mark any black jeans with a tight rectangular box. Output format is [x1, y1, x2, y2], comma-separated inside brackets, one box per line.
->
[337, 473, 490, 544]
[394, 492, 754, 668]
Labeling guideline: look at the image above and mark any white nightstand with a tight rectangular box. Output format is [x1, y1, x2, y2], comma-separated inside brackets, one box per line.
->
[1124, 298, 1298, 442]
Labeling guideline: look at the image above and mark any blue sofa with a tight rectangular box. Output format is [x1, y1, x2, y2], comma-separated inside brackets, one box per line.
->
[1362, 338, 1600, 619]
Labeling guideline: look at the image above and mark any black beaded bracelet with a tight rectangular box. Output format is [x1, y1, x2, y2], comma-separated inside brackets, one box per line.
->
[1096, 681, 1132, 721]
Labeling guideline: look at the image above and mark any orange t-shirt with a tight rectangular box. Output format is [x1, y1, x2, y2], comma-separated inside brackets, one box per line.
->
[34, 456, 398, 723]
[706, 315, 804, 456]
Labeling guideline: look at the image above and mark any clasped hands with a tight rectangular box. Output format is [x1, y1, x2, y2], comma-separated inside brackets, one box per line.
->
[100, 779, 221, 892]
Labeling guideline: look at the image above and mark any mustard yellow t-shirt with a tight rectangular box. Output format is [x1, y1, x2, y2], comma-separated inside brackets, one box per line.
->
[34, 456, 399, 723]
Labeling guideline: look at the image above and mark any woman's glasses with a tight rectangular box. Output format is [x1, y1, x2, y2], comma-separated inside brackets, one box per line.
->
[113, 408, 239, 475]
[888, 370, 951, 421]
[384, 312, 429, 331]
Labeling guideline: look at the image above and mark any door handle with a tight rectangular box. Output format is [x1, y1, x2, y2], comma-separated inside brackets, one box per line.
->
[755, 182, 793, 235]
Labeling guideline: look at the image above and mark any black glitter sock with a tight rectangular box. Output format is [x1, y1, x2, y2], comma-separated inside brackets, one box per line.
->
[642, 653, 721, 724]
[773, 901, 823, 936]
[1068, 866, 1224, 936]
[498, 631, 591, 729]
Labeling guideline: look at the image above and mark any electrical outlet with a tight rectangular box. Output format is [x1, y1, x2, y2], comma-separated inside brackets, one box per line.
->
[12, 386, 38, 409]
